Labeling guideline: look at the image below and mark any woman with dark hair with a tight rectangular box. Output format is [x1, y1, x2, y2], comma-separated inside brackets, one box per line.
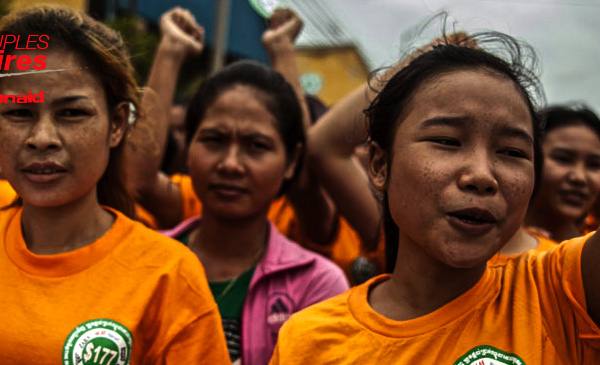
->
[161, 59, 348, 365]
[125, 8, 348, 364]
[525, 104, 600, 241]
[0, 5, 229, 364]
[270, 32, 600, 363]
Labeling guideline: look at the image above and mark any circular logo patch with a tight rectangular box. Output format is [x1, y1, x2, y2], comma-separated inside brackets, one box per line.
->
[63, 319, 132, 365]
[453, 345, 526, 365]
[300, 72, 323, 96]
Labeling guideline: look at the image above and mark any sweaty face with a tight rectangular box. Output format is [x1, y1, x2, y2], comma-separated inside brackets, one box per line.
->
[0, 49, 124, 209]
[187, 85, 296, 220]
[371, 69, 535, 269]
[531, 124, 600, 222]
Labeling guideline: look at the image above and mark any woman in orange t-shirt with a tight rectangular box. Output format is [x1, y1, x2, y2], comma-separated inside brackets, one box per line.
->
[0, 6, 228, 364]
[525, 105, 600, 241]
[271, 31, 600, 364]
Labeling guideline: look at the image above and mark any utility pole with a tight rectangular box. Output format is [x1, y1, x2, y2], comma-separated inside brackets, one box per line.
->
[212, 0, 231, 73]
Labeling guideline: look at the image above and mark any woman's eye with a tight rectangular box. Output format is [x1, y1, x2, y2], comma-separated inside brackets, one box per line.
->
[429, 138, 460, 147]
[549, 154, 572, 164]
[3, 109, 33, 118]
[57, 109, 88, 118]
[249, 141, 269, 151]
[198, 136, 224, 146]
[586, 160, 600, 170]
[499, 148, 528, 159]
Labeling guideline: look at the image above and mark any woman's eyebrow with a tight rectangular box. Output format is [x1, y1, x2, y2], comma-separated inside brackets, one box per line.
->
[497, 125, 534, 147]
[197, 128, 225, 134]
[552, 146, 600, 160]
[243, 131, 274, 141]
[419, 116, 467, 129]
[52, 95, 89, 105]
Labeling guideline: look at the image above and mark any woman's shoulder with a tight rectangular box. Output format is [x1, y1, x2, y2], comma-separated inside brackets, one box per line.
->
[260, 222, 350, 294]
[112, 211, 205, 274]
[277, 276, 377, 341]
[284, 282, 354, 326]
[495, 233, 591, 314]
[266, 221, 345, 273]
[159, 215, 200, 239]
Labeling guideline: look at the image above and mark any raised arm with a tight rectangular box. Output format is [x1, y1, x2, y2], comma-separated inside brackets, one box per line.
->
[306, 83, 381, 251]
[126, 7, 203, 228]
[582, 231, 600, 326]
[262, 8, 337, 245]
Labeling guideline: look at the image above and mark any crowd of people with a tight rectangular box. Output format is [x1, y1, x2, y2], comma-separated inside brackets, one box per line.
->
[0, 4, 599, 364]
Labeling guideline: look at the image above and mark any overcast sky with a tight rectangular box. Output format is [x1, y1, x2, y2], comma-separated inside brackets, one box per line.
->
[327, 0, 600, 112]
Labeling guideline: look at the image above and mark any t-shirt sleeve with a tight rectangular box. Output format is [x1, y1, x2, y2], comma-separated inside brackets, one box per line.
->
[268, 311, 300, 365]
[297, 257, 350, 310]
[269, 338, 282, 365]
[154, 257, 229, 363]
[158, 308, 230, 364]
[533, 234, 600, 353]
[170, 174, 203, 220]
[139, 235, 228, 363]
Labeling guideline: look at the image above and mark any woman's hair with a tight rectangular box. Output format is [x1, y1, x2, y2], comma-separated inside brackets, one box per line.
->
[539, 104, 600, 140]
[185, 60, 305, 196]
[0, 5, 139, 217]
[364, 32, 545, 272]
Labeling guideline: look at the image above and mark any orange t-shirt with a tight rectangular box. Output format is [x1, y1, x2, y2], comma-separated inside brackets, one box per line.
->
[134, 204, 158, 229]
[582, 214, 599, 235]
[0, 207, 229, 364]
[0, 179, 17, 207]
[171, 173, 382, 281]
[270, 235, 600, 364]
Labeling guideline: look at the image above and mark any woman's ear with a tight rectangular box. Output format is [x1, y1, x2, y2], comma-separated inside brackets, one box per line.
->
[369, 141, 388, 192]
[284, 142, 303, 179]
[109, 102, 130, 148]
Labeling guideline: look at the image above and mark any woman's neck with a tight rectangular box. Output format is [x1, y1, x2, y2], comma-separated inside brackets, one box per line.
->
[499, 227, 539, 255]
[21, 193, 114, 255]
[190, 213, 268, 281]
[369, 237, 486, 321]
[525, 207, 579, 242]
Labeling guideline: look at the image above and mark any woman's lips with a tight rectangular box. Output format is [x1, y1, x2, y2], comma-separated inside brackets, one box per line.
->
[560, 190, 588, 206]
[209, 183, 248, 198]
[22, 162, 68, 184]
[447, 208, 497, 236]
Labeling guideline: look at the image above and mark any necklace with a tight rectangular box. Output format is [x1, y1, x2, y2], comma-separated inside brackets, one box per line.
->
[213, 244, 264, 302]
[190, 226, 267, 302]
[215, 275, 241, 302]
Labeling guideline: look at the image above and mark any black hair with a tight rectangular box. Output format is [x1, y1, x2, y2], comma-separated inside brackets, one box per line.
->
[184, 60, 305, 196]
[540, 104, 600, 140]
[365, 32, 545, 273]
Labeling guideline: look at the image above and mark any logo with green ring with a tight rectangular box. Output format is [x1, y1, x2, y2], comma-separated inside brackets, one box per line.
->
[63, 319, 132, 365]
[454, 345, 526, 365]
[249, 0, 280, 18]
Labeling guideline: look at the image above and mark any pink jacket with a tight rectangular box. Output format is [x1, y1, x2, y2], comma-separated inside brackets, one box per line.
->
[162, 217, 350, 365]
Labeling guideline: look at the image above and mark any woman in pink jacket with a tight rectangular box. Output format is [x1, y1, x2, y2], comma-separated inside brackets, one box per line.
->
[161, 59, 349, 365]
[125, 9, 348, 363]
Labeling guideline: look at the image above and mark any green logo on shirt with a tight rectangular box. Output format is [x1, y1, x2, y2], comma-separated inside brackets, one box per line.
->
[454, 345, 526, 365]
[63, 319, 132, 365]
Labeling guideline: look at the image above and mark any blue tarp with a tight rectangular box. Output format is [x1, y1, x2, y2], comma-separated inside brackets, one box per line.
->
[122, 0, 269, 64]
